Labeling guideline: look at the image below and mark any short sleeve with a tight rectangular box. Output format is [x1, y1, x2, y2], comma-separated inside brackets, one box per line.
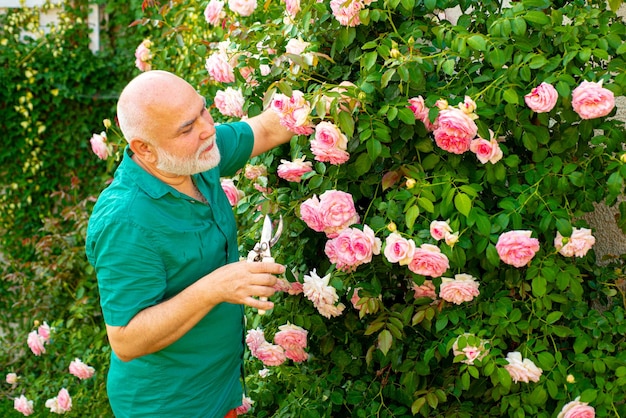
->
[89, 220, 167, 327]
[216, 122, 254, 177]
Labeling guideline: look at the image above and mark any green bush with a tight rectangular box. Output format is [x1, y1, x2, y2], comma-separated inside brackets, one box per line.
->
[117, 0, 626, 416]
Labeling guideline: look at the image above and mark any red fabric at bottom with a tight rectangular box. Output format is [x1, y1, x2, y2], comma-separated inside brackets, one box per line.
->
[224, 409, 237, 418]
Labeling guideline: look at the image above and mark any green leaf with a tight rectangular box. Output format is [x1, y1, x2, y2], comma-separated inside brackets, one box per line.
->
[381, 68, 396, 88]
[406, 205, 420, 229]
[454, 192, 472, 217]
[524, 10, 550, 25]
[545, 311, 562, 324]
[467, 35, 487, 51]
[503, 88, 519, 104]
[411, 397, 426, 415]
[362, 51, 378, 71]
[367, 138, 382, 161]
[378, 329, 393, 355]
[532, 275, 547, 297]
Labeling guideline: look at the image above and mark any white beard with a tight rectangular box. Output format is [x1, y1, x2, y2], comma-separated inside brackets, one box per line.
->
[155, 137, 221, 175]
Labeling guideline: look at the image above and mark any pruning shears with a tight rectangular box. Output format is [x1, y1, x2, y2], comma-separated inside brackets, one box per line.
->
[247, 214, 283, 314]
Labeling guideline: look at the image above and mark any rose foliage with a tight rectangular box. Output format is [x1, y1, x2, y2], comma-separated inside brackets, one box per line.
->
[94, 0, 626, 416]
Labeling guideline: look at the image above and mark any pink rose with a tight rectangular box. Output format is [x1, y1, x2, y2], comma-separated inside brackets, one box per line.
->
[220, 179, 244, 206]
[408, 244, 449, 277]
[433, 107, 478, 154]
[325, 225, 381, 272]
[38, 322, 51, 342]
[318, 190, 360, 237]
[557, 397, 595, 418]
[317, 302, 346, 318]
[412, 280, 437, 300]
[6, 372, 18, 385]
[554, 227, 595, 258]
[430, 220, 452, 241]
[496, 230, 540, 268]
[45, 388, 72, 414]
[330, 0, 363, 26]
[285, 38, 310, 55]
[228, 0, 257, 16]
[244, 164, 267, 180]
[69, 358, 95, 380]
[214, 88, 245, 118]
[203, 0, 225, 26]
[572, 80, 615, 120]
[284, 347, 309, 362]
[284, 0, 301, 17]
[205, 52, 235, 83]
[14, 395, 34, 416]
[383, 232, 415, 265]
[444, 231, 459, 247]
[90, 132, 111, 160]
[274, 323, 308, 350]
[524, 82, 558, 113]
[271, 91, 315, 135]
[235, 396, 254, 415]
[504, 352, 543, 383]
[300, 195, 325, 232]
[302, 269, 346, 318]
[288, 281, 304, 295]
[458, 95, 477, 114]
[452, 334, 489, 365]
[470, 130, 503, 164]
[277, 157, 313, 182]
[408, 96, 429, 121]
[27, 330, 46, 356]
[134, 39, 152, 72]
[255, 342, 287, 366]
[245, 328, 267, 357]
[310, 121, 350, 165]
[439, 273, 480, 304]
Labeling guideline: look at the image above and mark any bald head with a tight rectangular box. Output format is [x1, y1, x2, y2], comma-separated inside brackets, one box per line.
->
[117, 70, 198, 144]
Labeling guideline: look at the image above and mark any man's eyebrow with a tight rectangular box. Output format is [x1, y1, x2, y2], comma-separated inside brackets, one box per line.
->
[176, 96, 207, 133]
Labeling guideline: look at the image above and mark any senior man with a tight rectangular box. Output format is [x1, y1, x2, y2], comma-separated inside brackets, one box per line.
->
[86, 70, 294, 417]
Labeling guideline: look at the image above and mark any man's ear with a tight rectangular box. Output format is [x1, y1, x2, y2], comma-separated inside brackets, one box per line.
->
[129, 138, 157, 164]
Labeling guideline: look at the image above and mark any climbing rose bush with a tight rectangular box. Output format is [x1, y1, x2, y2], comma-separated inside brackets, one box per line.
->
[93, 0, 626, 416]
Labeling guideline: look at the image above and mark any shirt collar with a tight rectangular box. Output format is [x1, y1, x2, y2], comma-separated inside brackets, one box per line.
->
[119, 146, 177, 199]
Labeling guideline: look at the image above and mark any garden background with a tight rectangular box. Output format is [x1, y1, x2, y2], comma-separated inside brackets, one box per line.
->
[2, 0, 626, 416]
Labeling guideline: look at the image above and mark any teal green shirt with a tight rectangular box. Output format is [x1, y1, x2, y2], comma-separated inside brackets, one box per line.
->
[86, 122, 254, 418]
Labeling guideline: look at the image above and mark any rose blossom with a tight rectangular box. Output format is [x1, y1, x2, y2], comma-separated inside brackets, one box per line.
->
[432, 107, 478, 154]
[285, 38, 310, 55]
[220, 179, 244, 206]
[408, 244, 450, 277]
[245, 328, 267, 357]
[557, 397, 595, 418]
[69, 358, 95, 380]
[38, 322, 51, 342]
[45, 388, 72, 414]
[214, 88, 245, 118]
[383, 232, 416, 265]
[284, 346, 309, 362]
[470, 130, 503, 164]
[205, 52, 235, 83]
[271, 90, 315, 135]
[452, 334, 489, 365]
[6, 372, 18, 385]
[504, 351, 543, 383]
[300, 190, 360, 238]
[90, 131, 111, 160]
[302, 269, 345, 318]
[274, 323, 308, 350]
[228, 0, 257, 16]
[325, 225, 381, 272]
[204, 0, 225, 25]
[284, 0, 301, 17]
[554, 227, 596, 258]
[496, 230, 540, 268]
[439, 274, 480, 304]
[254, 342, 287, 366]
[571, 80, 615, 120]
[134, 39, 152, 72]
[524, 82, 558, 113]
[458, 95, 477, 115]
[330, 0, 364, 26]
[244, 164, 267, 180]
[412, 280, 437, 299]
[277, 157, 313, 182]
[27, 330, 46, 356]
[14, 395, 34, 416]
[430, 220, 452, 241]
[444, 231, 459, 247]
[310, 121, 350, 165]
[235, 395, 254, 415]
